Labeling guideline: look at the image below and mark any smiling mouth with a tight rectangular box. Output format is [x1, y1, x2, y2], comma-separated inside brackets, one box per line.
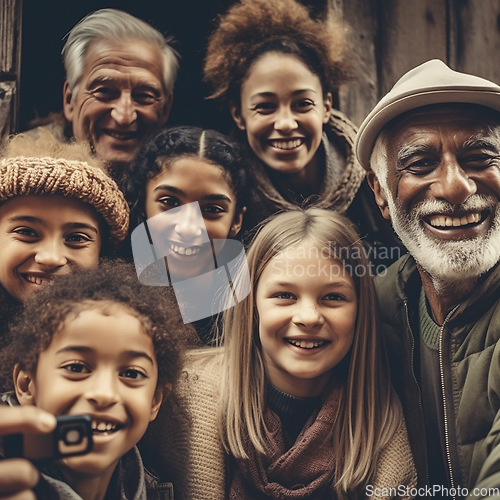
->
[91, 419, 122, 435]
[268, 138, 304, 150]
[286, 339, 329, 349]
[169, 242, 203, 256]
[426, 211, 486, 229]
[24, 274, 53, 286]
[104, 130, 137, 141]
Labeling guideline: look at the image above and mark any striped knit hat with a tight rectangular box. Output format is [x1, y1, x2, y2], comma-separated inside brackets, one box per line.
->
[0, 155, 129, 245]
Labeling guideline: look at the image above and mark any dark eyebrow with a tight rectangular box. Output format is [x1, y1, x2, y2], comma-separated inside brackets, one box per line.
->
[8, 215, 44, 225]
[64, 223, 100, 235]
[201, 194, 232, 203]
[251, 88, 318, 100]
[122, 350, 155, 365]
[56, 346, 155, 365]
[153, 185, 232, 203]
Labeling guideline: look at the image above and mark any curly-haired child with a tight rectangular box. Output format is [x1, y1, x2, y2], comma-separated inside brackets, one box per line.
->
[0, 259, 195, 499]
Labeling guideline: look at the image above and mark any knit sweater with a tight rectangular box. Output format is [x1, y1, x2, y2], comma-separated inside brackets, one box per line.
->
[148, 350, 417, 500]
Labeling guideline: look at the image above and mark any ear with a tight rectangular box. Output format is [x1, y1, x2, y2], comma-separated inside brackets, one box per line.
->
[323, 92, 333, 124]
[230, 102, 246, 131]
[229, 206, 246, 238]
[13, 365, 36, 406]
[63, 80, 75, 122]
[149, 385, 167, 422]
[366, 171, 391, 220]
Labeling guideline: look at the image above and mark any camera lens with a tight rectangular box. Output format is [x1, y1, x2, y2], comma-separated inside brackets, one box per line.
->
[64, 428, 83, 445]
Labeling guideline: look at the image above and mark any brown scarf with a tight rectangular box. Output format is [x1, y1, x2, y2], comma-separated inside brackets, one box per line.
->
[228, 385, 341, 500]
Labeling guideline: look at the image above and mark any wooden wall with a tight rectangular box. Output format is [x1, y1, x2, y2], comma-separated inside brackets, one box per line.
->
[0, 0, 22, 140]
[331, 0, 500, 126]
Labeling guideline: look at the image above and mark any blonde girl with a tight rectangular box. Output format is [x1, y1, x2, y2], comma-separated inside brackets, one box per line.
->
[150, 208, 416, 499]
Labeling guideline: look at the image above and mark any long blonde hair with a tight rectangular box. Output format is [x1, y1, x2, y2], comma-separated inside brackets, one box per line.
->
[219, 208, 401, 495]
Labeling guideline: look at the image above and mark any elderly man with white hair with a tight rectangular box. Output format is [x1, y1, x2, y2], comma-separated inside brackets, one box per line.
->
[355, 59, 500, 499]
[32, 8, 178, 180]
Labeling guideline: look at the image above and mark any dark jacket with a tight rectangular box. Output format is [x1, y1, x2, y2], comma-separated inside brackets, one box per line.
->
[375, 255, 500, 497]
[36, 447, 174, 500]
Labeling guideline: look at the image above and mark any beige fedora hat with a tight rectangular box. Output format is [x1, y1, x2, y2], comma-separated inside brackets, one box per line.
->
[355, 59, 500, 170]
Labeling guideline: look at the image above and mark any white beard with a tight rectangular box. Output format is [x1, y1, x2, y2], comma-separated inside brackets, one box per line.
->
[386, 193, 500, 287]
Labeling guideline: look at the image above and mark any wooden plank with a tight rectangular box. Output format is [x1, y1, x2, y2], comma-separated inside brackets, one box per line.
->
[378, 0, 448, 95]
[0, 82, 15, 139]
[449, 0, 500, 84]
[331, 0, 380, 126]
[0, 0, 22, 139]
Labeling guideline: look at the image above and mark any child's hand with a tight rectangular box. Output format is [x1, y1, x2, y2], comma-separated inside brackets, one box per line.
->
[0, 406, 56, 499]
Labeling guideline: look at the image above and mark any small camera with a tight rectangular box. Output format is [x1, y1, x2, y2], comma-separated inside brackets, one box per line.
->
[3, 414, 93, 462]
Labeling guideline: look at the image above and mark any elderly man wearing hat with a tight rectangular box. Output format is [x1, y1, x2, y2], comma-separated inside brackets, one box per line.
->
[355, 59, 500, 498]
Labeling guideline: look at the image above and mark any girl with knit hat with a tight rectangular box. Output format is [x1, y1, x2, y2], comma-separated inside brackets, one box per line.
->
[147, 208, 416, 499]
[203, 0, 404, 268]
[0, 130, 129, 338]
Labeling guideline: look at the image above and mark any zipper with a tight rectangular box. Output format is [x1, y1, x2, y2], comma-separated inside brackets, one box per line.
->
[438, 305, 460, 500]
[403, 300, 430, 486]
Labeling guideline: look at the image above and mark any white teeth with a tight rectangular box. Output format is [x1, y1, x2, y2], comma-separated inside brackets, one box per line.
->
[91, 420, 118, 432]
[169, 243, 201, 256]
[270, 139, 303, 150]
[428, 212, 481, 228]
[25, 275, 49, 286]
[287, 339, 326, 349]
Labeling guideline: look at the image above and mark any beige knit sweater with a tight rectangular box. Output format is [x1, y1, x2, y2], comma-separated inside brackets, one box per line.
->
[149, 350, 417, 500]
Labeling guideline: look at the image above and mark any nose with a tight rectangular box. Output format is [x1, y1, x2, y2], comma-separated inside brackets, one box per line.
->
[292, 300, 324, 329]
[110, 92, 137, 126]
[84, 371, 119, 409]
[430, 157, 477, 205]
[274, 106, 298, 132]
[34, 239, 67, 268]
[174, 204, 204, 241]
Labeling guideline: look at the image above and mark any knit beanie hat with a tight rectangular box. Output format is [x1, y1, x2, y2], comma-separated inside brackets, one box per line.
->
[0, 155, 129, 245]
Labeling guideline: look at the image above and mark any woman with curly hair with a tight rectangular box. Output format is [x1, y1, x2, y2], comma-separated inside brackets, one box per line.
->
[204, 0, 404, 268]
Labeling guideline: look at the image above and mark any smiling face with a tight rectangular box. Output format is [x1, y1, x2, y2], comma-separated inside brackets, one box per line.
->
[63, 39, 171, 167]
[231, 52, 332, 181]
[0, 195, 101, 302]
[370, 105, 500, 284]
[144, 157, 244, 281]
[15, 302, 161, 484]
[255, 242, 357, 397]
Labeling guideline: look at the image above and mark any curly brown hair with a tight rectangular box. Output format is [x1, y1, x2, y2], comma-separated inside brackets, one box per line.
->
[203, 0, 354, 105]
[0, 259, 196, 391]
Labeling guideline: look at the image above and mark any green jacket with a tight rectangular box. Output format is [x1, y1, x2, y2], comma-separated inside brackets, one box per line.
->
[375, 255, 500, 497]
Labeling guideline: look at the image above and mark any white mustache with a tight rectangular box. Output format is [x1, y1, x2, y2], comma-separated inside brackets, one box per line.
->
[413, 194, 495, 218]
